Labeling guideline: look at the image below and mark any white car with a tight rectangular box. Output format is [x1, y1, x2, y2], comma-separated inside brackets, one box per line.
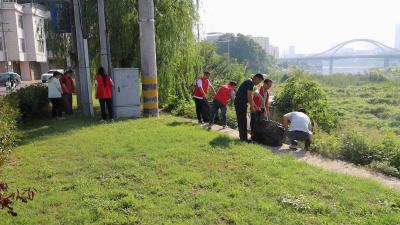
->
[41, 69, 64, 83]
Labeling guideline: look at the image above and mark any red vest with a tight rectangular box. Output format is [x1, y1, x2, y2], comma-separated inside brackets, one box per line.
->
[96, 74, 113, 99]
[193, 77, 209, 98]
[253, 86, 270, 111]
[214, 85, 235, 106]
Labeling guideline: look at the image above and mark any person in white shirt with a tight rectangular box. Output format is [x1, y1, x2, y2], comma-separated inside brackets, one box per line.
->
[283, 108, 312, 151]
[48, 71, 64, 119]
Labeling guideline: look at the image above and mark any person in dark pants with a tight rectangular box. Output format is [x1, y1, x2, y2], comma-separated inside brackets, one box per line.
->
[95, 67, 114, 122]
[48, 72, 64, 119]
[208, 81, 237, 129]
[193, 72, 216, 124]
[283, 108, 313, 151]
[234, 74, 264, 141]
[60, 70, 76, 115]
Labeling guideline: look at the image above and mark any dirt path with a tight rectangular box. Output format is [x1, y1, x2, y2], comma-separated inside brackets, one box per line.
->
[201, 122, 400, 190]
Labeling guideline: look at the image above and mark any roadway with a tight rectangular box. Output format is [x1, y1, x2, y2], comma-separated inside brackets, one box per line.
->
[0, 80, 42, 96]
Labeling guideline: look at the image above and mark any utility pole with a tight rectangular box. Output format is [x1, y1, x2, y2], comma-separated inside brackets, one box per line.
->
[69, 0, 81, 109]
[97, 0, 109, 73]
[73, 0, 94, 117]
[139, 0, 159, 117]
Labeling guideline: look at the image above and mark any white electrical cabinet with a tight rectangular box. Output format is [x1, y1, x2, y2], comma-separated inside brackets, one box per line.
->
[112, 68, 141, 118]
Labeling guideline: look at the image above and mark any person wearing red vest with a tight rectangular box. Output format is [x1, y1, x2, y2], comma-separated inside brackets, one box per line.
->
[95, 67, 114, 122]
[60, 70, 76, 115]
[208, 81, 237, 128]
[193, 72, 216, 124]
[251, 79, 273, 134]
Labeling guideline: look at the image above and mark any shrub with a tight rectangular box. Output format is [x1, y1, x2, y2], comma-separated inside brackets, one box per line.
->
[273, 76, 338, 132]
[370, 161, 400, 178]
[338, 133, 376, 165]
[390, 152, 400, 171]
[171, 100, 196, 118]
[310, 129, 339, 159]
[372, 132, 400, 162]
[5, 84, 49, 120]
[0, 98, 19, 161]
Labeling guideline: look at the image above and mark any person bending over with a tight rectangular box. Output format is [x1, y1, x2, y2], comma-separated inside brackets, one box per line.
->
[283, 108, 312, 151]
[208, 81, 237, 129]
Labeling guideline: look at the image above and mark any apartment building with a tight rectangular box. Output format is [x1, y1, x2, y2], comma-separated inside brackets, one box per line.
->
[0, 0, 49, 80]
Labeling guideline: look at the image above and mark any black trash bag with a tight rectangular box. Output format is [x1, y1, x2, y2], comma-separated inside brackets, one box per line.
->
[207, 101, 221, 124]
[251, 113, 285, 147]
[201, 100, 210, 122]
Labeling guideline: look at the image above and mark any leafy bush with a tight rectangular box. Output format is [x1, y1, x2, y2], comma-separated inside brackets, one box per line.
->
[163, 95, 196, 119]
[273, 76, 338, 132]
[369, 161, 400, 178]
[310, 129, 339, 159]
[5, 84, 49, 120]
[0, 98, 19, 161]
[171, 100, 196, 118]
[338, 133, 376, 165]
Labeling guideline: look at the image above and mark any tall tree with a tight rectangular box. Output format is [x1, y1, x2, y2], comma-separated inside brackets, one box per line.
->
[216, 33, 273, 74]
[82, 0, 199, 103]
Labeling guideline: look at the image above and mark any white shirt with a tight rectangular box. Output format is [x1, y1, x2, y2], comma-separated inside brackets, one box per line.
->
[284, 112, 312, 134]
[193, 79, 213, 99]
[48, 77, 62, 98]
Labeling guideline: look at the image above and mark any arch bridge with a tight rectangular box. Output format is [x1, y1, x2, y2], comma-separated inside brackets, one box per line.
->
[284, 39, 400, 74]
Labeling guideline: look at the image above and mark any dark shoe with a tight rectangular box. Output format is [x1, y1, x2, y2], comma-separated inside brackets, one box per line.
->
[289, 144, 298, 151]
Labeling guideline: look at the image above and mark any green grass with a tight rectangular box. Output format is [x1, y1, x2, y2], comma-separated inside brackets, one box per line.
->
[1, 115, 400, 224]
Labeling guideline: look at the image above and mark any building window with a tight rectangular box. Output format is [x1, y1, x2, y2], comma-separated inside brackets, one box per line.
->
[18, 15, 24, 29]
[37, 39, 44, 53]
[19, 38, 25, 52]
[0, 37, 3, 51]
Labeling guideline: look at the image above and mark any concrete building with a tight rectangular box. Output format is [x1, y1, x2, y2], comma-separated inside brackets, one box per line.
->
[395, 24, 400, 49]
[249, 36, 280, 59]
[206, 32, 223, 42]
[250, 36, 270, 53]
[0, 0, 49, 80]
[269, 45, 279, 59]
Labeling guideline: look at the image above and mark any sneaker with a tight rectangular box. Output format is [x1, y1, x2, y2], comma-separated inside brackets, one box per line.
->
[222, 125, 227, 129]
[289, 144, 298, 151]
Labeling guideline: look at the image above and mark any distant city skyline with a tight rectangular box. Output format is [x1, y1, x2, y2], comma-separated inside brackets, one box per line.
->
[199, 0, 400, 55]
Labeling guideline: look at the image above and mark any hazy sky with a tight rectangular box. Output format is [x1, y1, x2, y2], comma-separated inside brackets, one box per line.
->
[200, 0, 400, 54]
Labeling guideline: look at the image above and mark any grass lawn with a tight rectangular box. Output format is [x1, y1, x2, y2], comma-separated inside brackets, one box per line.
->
[1, 115, 400, 224]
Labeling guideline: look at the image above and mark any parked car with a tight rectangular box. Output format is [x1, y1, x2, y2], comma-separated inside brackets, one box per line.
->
[41, 69, 64, 83]
[0, 72, 21, 87]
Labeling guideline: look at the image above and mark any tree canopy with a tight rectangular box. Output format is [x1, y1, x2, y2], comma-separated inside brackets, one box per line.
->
[215, 33, 273, 74]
